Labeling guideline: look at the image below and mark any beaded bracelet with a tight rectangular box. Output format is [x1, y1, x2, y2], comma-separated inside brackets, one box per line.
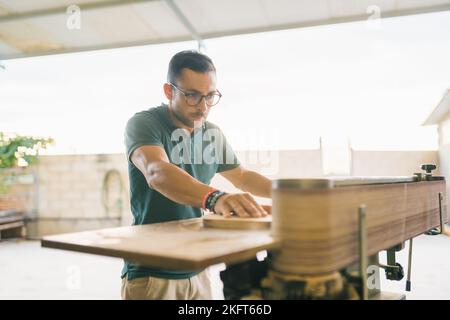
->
[205, 190, 227, 213]
[202, 189, 218, 210]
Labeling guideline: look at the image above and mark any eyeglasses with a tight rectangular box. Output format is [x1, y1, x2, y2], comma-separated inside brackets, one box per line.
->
[169, 82, 222, 107]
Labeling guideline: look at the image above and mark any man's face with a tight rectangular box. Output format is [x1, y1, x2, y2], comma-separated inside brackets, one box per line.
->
[168, 68, 217, 129]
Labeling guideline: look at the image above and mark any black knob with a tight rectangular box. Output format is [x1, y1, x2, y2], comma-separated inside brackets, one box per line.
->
[385, 263, 404, 281]
[421, 164, 436, 174]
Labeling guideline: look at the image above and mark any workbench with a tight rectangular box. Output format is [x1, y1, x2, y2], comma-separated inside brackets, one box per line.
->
[41, 168, 448, 300]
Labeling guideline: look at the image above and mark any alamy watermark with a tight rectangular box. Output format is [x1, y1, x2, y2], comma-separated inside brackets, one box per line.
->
[66, 265, 82, 290]
[169, 122, 280, 175]
[367, 264, 381, 290]
[366, 5, 382, 30]
[66, 5, 81, 30]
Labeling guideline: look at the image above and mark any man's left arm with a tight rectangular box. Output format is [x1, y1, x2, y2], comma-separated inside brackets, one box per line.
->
[219, 165, 271, 198]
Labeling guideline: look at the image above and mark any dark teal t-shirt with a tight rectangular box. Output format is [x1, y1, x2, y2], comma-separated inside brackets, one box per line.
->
[122, 104, 240, 280]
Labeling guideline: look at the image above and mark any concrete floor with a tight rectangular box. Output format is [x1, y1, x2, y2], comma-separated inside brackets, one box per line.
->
[0, 234, 449, 300]
[379, 233, 450, 300]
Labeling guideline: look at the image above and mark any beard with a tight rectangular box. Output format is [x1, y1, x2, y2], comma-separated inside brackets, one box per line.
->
[173, 107, 206, 129]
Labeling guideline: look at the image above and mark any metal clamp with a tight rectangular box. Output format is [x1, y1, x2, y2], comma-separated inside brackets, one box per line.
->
[378, 245, 405, 281]
[406, 238, 413, 291]
[358, 204, 368, 300]
[414, 164, 445, 182]
[424, 192, 444, 235]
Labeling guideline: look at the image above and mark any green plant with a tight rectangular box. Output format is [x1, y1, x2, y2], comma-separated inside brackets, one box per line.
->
[0, 132, 53, 169]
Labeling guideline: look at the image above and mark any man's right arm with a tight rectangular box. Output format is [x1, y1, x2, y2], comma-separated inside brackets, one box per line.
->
[131, 145, 212, 207]
[130, 145, 267, 217]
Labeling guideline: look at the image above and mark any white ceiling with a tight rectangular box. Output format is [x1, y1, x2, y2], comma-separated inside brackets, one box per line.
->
[1, 0, 450, 60]
[424, 89, 450, 125]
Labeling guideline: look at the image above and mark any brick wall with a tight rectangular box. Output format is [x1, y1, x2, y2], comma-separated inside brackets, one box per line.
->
[26, 154, 131, 238]
[36, 154, 129, 220]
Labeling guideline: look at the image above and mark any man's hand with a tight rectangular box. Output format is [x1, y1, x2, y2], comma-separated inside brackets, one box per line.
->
[213, 192, 268, 218]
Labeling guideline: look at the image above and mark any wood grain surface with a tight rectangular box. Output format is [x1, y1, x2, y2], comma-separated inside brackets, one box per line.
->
[203, 214, 271, 230]
[42, 218, 280, 270]
[271, 180, 448, 275]
[41, 180, 447, 275]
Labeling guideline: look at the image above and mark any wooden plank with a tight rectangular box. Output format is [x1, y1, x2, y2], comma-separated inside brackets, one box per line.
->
[271, 180, 448, 275]
[0, 216, 24, 224]
[203, 214, 271, 230]
[0, 221, 24, 232]
[41, 179, 447, 275]
[41, 218, 280, 270]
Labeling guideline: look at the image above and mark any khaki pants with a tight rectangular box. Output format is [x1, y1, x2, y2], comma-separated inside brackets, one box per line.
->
[121, 269, 214, 300]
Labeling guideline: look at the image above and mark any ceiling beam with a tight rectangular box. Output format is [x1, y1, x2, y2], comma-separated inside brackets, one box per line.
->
[0, 0, 158, 23]
[1, 2, 450, 59]
[163, 0, 205, 51]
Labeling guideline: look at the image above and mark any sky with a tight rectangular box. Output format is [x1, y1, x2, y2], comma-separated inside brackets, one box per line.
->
[1, 10, 449, 154]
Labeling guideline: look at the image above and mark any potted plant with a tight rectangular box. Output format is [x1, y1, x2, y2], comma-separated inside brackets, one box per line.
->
[0, 132, 53, 238]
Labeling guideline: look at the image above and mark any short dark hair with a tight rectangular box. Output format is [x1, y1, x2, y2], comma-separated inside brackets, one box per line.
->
[167, 50, 216, 84]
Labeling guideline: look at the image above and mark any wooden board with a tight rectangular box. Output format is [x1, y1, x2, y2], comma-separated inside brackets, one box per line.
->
[41, 218, 280, 270]
[272, 180, 448, 275]
[203, 214, 271, 230]
[0, 221, 24, 232]
[41, 179, 447, 276]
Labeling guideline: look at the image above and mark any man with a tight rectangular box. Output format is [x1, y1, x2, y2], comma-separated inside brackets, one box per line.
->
[121, 50, 272, 300]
